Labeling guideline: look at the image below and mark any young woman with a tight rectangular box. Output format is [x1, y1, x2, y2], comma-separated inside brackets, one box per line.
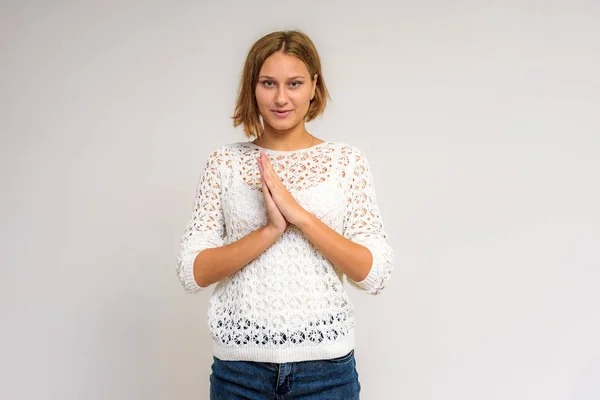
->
[177, 29, 394, 399]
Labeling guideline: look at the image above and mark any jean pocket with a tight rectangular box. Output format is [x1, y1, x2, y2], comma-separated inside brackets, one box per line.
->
[323, 349, 354, 364]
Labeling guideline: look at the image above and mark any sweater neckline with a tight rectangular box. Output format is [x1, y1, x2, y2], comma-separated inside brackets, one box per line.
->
[246, 140, 332, 154]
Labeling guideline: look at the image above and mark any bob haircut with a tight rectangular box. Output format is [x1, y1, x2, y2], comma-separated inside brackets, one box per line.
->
[231, 30, 331, 139]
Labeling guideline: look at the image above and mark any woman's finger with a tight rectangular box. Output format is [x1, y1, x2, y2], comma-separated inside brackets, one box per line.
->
[257, 156, 264, 175]
[262, 176, 273, 203]
[262, 152, 276, 176]
[261, 152, 282, 191]
[259, 153, 274, 188]
[259, 158, 274, 202]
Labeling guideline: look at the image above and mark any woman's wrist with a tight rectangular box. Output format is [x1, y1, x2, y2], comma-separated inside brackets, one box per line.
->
[292, 209, 314, 231]
[262, 224, 284, 242]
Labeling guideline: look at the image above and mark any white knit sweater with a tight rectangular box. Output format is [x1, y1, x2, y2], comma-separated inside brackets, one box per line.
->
[176, 140, 394, 363]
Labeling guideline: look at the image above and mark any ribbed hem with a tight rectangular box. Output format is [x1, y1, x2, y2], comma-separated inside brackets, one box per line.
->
[348, 237, 393, 294]
[351, 259, 380, 291]
[180, 251, 205, 293]
[212, 329, 355, 363]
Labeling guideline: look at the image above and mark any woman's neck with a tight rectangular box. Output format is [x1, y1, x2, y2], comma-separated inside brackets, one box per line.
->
[253, 125, 317, 151]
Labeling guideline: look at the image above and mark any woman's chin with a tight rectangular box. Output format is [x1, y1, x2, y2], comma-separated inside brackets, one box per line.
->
[265, 119, 299, 132]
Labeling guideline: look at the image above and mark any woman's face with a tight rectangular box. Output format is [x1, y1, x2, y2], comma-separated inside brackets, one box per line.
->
[255, 51, 317, 134]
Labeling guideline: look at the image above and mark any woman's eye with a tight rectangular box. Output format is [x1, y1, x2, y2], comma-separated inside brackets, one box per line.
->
[261, 80, 302, 88]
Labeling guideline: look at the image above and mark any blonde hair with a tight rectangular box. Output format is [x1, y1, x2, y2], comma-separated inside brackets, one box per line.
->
[231, 30, 330, 138]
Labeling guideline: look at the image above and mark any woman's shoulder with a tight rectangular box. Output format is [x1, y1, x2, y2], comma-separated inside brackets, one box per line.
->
[325, 141, 371, 167]
[199, 141, 253, 162]
[329, 140, 363, 154]
[205, 141, 246, 153]
[211, 141, 261, 156]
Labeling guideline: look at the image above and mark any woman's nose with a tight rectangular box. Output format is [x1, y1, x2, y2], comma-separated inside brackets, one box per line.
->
[275, 87, 288, 104]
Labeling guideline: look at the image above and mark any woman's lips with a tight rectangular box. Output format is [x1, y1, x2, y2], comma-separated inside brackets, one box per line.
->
[272, 110, 292, 118]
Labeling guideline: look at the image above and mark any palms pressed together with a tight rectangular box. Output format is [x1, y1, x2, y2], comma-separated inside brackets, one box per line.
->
[256, 151, 308, 234]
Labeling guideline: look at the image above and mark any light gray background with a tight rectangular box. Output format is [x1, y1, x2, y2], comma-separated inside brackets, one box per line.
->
[1, 1, 599, 399]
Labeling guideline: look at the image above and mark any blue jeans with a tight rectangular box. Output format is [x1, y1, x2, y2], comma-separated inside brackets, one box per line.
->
[209, 349, 361, 399]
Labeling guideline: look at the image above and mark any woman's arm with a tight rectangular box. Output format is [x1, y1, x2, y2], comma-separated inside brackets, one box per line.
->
[193, 163, 288, 287]
[295, 214, 373, 282]
[178, 148, 288, 293]
[333, 148, 395, 295]
[192, 225, 281, 287]
[257, 148, 394, 295]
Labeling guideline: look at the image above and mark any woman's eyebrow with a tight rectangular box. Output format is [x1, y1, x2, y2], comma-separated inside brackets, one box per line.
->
[259, 75, 305, 80]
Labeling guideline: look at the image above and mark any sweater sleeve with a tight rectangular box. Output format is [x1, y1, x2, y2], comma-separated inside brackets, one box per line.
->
[176, 147, 226, 294]
[342, 148, 395, 295]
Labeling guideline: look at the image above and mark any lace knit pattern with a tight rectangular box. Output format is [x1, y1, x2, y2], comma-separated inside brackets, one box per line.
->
[176, 141, 394, 363]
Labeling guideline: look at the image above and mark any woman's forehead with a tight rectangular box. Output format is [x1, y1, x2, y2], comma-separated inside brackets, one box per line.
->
[259, 53, 309, 77]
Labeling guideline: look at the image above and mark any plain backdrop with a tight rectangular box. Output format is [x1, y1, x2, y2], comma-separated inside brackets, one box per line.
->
[1, 1, 599, 399]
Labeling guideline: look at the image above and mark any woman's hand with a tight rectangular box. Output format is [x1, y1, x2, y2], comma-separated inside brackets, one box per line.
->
[257, 154, 289, 236]
[257, 151, 309, 227]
